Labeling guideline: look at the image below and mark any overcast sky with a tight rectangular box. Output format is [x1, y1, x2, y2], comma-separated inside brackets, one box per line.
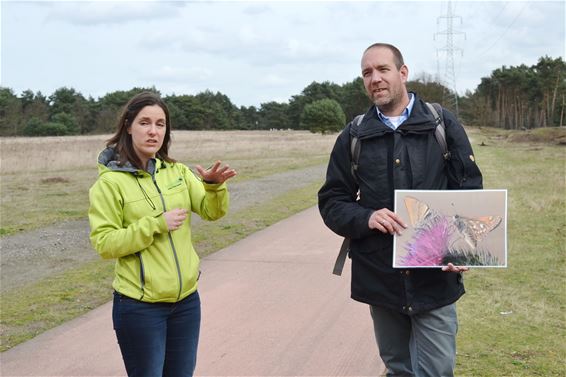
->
[2, 0, 564, 107]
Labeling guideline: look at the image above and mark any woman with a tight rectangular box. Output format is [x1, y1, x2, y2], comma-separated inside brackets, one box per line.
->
[88, 91, 236, 376]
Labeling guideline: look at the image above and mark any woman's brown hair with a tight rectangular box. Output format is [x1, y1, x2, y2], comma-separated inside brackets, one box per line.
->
[107, 91, 175, 169]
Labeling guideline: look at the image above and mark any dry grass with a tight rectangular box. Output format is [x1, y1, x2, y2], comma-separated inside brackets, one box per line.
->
[0, 134, 109, 174]
[0, 130, 337, 174]
[0, 130, 336, 234]
[475, 126, 566, 146]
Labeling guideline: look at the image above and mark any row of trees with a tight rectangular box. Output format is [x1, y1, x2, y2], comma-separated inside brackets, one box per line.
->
[0, 77, 456, 137]
[1, 56, 563, 136]
[0, 81, 368, 136]
[461, 56, 565, 129]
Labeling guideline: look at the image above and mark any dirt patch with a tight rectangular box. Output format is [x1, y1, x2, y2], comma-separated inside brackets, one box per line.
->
[0, 164, 327, 293]
[506, 127, 566, 145]
[40, 177, 71, 184]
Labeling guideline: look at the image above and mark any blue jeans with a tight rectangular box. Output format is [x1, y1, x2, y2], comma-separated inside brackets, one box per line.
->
[370, 304, 458, 377]
[112, 291, 201, 377]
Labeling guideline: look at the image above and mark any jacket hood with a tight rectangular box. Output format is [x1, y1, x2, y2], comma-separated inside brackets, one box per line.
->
[96, 147, 161, 176]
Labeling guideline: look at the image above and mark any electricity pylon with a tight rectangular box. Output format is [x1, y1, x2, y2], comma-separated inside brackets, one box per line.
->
[435, 1, 465, 118]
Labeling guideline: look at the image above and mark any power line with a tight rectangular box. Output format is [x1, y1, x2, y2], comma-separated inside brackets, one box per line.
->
[476, 2, 529, 58]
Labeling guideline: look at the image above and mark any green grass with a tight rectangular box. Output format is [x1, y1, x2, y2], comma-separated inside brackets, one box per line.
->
[0, 258, 115, 350]
[455, 128, 566, 376]
[187, 155, 329, 182]
[0, 156, 326, 236]
[0, 181, 321, 351]
[192, 181, 322, 257]
[0, 169, 98, 235]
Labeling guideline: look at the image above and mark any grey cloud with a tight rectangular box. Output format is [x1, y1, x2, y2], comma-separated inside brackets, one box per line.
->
[138, 19, 354, 67]
[46, 1, 186, 26]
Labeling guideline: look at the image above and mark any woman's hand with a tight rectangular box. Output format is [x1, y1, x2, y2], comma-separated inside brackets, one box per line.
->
[163, 208, 188, 231]
[196, 161, 237, 184]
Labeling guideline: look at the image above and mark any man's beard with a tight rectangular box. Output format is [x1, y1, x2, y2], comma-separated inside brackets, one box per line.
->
[372, 87, 400, 113]
[373, 94, 394, 112]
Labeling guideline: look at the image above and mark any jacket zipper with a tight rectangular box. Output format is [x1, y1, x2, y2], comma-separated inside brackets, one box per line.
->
[151, 172, 183, 301]
[136, 251, 146, 300]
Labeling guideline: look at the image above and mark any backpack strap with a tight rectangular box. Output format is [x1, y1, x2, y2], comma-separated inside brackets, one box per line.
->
[333, 238, 350, 276]
[426, 102, 451, 160]
[334, 115, 364, 276]
[349, 114, 364, 184]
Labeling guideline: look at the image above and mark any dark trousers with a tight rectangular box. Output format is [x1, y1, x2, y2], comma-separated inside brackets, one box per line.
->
[370, 303, 458, 377]
[112, 291, 201, 377]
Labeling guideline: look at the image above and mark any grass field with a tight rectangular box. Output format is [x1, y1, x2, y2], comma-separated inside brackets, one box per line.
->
[455, 127, 565, 376]
[1, 128, 565, 376]
[0, 130, 335, 235]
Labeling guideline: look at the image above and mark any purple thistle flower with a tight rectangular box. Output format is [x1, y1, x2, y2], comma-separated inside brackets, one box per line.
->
[402, 216, 451, 266]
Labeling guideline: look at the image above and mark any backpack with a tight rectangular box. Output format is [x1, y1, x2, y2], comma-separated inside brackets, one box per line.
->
[333, 102, 450, 276]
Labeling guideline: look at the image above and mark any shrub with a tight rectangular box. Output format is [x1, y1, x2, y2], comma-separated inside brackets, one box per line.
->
[300, 98, 346, 134]
[23, 117, 71, 136]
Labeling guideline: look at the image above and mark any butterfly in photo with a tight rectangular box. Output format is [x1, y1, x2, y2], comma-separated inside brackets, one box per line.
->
[404, 196, 439, 227]
[404, 196, 502, 250]
[452, 214, 502, 249]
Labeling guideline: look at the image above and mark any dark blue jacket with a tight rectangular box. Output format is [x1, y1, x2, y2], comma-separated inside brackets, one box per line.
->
[318, 94, 483, 314]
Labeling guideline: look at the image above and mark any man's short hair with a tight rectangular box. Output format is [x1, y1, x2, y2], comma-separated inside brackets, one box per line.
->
[364, 43, 405, 70]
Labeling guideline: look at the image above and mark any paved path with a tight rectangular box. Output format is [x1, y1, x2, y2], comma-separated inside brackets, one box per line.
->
[1, 207, 384, 376]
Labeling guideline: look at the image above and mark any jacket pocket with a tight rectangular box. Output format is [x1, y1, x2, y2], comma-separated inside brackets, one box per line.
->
[166, 176, 184, 190]
[165, 183, 191, 210]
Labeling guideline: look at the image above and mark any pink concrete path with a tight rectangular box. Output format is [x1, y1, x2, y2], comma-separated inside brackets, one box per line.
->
[1, 207, 384, 376]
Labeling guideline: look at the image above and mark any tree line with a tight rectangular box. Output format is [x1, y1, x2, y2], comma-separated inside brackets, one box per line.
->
[0, 55, 563, 137]
[460, 56, 565, 129]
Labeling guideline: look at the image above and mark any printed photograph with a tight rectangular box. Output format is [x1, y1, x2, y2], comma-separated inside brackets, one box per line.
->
[394, 190, 507, 268]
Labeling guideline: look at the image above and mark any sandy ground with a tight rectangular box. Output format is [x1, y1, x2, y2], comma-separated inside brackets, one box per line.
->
[0, 164, 327, 293]
[1, 207, 385, 377]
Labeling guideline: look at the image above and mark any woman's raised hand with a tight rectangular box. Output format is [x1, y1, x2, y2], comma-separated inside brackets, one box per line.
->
[196, 161, 237, 184]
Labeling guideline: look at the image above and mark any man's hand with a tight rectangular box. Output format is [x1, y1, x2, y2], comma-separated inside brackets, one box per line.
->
[442, 263, 469, 273]
[368, 208, 407, 235]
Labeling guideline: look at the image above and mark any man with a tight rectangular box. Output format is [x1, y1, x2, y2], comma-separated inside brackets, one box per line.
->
[318, 43, 482, 376]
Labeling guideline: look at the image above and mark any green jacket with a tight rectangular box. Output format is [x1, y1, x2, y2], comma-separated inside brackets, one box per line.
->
[89, 147, 229, 303]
